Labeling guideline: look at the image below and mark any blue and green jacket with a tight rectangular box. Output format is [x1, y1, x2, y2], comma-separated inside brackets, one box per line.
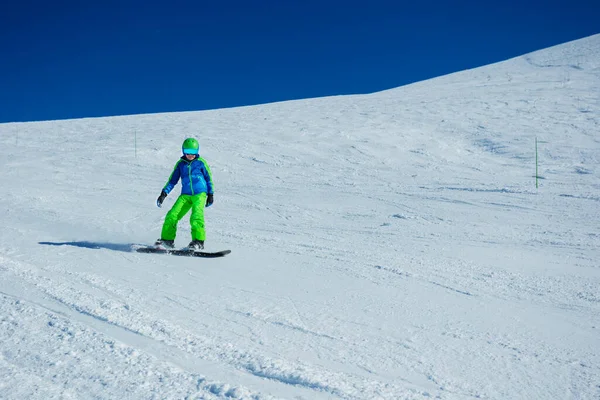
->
[163, 156, 214, 196]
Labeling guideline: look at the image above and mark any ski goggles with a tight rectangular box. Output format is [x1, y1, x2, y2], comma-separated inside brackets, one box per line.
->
[182, 148, 198, 155]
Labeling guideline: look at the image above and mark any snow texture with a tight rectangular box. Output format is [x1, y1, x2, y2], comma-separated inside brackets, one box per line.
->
[1, 34, 599, 399]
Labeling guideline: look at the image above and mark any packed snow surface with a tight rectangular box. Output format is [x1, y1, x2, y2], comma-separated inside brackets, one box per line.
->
[1, 34, 599, 399]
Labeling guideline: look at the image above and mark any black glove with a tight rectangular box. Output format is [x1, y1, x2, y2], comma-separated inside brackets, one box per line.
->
[156, 191, 167, 208]
[206, 193, 214, 207]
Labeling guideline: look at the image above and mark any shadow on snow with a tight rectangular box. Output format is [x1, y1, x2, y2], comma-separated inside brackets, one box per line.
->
[39, 241, 134, 253]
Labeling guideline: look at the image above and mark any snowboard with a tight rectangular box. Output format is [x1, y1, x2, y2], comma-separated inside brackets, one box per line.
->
[136, 246, 231, 258]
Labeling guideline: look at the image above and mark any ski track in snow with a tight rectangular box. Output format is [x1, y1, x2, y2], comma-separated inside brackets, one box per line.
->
[1, 35, 599, 399]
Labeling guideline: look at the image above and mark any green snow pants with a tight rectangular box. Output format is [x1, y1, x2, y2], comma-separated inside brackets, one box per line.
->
[161, 193, 207, 241]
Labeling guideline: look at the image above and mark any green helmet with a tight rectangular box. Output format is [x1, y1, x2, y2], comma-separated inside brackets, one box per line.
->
[182, 138, 199, 155]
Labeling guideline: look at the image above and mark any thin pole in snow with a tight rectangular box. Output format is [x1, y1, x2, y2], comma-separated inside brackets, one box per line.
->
[535, 137, 539, 189]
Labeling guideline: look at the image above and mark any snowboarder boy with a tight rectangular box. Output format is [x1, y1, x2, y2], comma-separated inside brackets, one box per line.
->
[155, 138, 214, 250]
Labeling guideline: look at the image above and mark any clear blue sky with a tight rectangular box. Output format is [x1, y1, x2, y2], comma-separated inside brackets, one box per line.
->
[1, 0, 598, 122]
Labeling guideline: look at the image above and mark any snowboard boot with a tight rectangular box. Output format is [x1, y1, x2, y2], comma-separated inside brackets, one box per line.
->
[155, 238, 175, 249]
[188, 240, 204, 251]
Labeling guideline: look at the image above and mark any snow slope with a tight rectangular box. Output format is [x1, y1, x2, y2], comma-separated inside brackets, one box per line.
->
[1, 34, 599, 399]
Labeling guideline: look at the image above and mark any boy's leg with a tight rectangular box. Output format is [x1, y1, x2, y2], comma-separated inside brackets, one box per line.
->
[189, 193, 208, 241]
[161, 195, 192, 240]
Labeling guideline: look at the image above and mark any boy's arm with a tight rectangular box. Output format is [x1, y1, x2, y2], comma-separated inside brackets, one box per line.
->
[203, 160, 214, 194]
[199, 158, 214, 194]
[203, 160, 214, 207]
[162, 160, 182, 195]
